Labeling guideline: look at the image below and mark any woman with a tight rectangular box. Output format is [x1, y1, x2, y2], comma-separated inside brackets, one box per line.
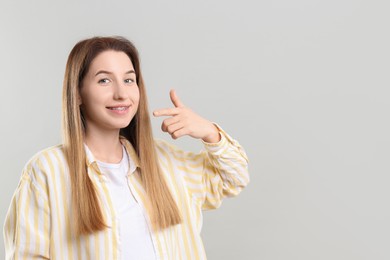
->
[4, 36, 249, 259]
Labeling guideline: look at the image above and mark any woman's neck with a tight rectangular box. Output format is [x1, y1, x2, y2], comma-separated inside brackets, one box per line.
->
[84, 128, 123, 163]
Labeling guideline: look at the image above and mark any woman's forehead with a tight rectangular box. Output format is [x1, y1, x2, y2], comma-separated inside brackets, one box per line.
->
[88, 50, 134, 74]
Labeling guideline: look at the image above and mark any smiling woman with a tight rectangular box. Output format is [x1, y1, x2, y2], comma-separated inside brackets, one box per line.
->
[79, 51, 140, 139]
[3, 36, 249, 260]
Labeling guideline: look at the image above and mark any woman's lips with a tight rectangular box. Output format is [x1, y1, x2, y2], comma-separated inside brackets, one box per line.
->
[106, 105, 130, 114]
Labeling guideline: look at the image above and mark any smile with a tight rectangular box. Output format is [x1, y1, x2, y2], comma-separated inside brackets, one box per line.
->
[107, 106, 129, 111]
[106, 105, 131, 114]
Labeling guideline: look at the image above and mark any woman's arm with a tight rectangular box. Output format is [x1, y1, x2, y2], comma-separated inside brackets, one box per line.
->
[156, 125, 249, 210]
[153, 90, 249, 209]
[4, 163, 51, 259]
[198, 124, 249, 209]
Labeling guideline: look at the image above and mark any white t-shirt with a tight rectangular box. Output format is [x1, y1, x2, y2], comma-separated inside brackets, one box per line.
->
[91, 144, 156, 260]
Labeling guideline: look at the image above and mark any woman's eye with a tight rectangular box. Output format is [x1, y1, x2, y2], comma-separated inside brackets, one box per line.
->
[98, 78, 110, 84]
[124, 78, 134, 84]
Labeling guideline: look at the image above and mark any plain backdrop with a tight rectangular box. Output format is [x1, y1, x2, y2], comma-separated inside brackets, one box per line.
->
[1, 0, 389, 259]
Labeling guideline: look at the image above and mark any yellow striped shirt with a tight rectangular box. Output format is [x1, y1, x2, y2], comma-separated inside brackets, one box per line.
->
[4, 126, 249, 259]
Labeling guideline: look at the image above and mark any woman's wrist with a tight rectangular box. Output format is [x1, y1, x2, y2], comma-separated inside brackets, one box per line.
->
[201, 123, 221, 143]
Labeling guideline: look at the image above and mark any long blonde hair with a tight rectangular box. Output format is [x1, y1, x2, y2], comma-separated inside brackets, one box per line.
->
[62, 36, 182, 235]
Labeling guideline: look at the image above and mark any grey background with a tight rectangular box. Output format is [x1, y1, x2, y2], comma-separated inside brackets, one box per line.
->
[1, 0, 389, 259]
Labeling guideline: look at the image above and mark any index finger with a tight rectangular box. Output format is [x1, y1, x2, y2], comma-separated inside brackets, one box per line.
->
[153, 107, 180, 117]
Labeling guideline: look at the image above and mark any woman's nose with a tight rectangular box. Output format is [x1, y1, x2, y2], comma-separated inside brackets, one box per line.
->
[113, 81, 126, 99]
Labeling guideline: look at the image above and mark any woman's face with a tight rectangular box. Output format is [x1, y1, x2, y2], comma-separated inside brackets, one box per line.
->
[79, 50, 139, 133]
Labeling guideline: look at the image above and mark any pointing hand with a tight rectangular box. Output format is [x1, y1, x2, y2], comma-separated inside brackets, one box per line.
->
[153, 89, 221, 143]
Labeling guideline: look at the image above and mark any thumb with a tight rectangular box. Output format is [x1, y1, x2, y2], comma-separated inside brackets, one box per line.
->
[170, 89, 185, 107]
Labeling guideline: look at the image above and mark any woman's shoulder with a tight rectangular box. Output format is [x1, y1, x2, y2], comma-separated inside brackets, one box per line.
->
[154, 138, 172, 150]
[22, 144, 66, 181]
[153, 138, 203, 164]
[25, 144, 65, 165]
[154, 138, 184, 156]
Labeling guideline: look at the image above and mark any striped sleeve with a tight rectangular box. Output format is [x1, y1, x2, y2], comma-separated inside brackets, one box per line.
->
[4, 160, 51, 260]
[156, 124, 249, 210]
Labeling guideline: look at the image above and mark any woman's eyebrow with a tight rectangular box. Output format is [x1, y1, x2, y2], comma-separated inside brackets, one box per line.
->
[95, 70, 135, 76]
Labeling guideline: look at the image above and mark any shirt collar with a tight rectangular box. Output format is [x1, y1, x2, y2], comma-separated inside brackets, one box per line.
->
[84, 136, 141, 173]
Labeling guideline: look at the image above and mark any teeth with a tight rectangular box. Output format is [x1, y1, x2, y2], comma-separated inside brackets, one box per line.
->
[109, 107, 127, 111]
